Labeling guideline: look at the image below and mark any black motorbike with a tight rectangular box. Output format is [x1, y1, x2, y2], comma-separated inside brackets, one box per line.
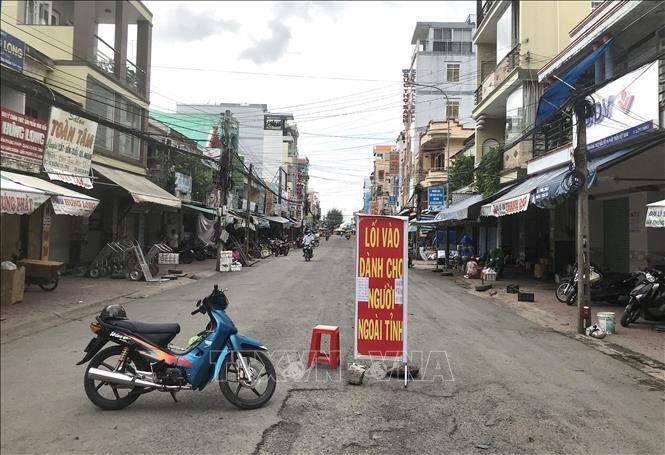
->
[278, 240, 290, 256]
[621, 268, 665, 327]
[303, 243, 313, 262]
[562, 264, 635, 306]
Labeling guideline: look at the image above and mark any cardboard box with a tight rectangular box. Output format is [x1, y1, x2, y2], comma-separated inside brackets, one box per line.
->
[1, 266, 25, 305]
[230, 263, 242, 272]
[219, 263, 230, 272]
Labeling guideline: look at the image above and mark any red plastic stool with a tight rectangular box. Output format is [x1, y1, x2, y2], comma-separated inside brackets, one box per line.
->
[307, 325, 340, 370]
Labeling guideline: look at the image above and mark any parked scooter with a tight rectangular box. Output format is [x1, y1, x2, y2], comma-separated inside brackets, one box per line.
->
[621, 268, 665, 327]
[78, 285, 276, 410]
[278, 240, 290, 256]
[561, 264, 635, 305]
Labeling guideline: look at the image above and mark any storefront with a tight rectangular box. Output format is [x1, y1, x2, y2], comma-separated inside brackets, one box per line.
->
[1, 171, 99, 264]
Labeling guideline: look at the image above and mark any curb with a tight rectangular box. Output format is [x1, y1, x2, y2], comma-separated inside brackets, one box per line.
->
[0, 270, 219, 346]
[441, 273, 665, 386]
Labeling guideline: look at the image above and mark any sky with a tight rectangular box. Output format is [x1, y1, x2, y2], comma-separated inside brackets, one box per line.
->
[144, 1, 475, 221]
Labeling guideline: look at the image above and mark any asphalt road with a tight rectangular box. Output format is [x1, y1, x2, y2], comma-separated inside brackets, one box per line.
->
[1, 235, 663, 454]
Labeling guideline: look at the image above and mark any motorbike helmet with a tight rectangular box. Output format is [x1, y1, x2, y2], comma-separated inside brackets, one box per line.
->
[100, 304, 128, 320]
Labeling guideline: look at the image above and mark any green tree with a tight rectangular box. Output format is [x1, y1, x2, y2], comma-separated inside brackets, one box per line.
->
[448, 154, 474, 191]
[325, 208, 344, 229]
[475, 147, 502, 197]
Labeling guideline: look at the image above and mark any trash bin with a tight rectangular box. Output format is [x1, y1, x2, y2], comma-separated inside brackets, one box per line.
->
[1, 266, 26, 305]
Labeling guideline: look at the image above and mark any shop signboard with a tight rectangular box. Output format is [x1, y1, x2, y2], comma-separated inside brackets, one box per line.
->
[175, 172, 192, 202]
[50, 196, 99, 217]
[489, 193, 529, 217]
[427, 186, 444, 211]
[1, 30, 25, 73]
[388, 195, 397, 207]
[0, 183, 50, 215]
[354, 215, 408, 362]
[389, 151, 399, 174]
[0, 108, 47, 173]
[43, 107, 97, 189]
[575, 61, 659, 152]
[645, 201, 664, 228]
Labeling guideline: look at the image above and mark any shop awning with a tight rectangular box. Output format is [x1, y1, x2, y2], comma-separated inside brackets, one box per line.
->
[92, 164, 181, 208]
[1, 171, 99, 216]
[536, 39, 613, 127]
[482, 168, 568, 217]
[182, 203, 217, 217]
[0, 175, 50, 215]
[434, 194, 485, 222]
[646, 200, 665, 228]
[531, 149, 641, 209]
[262, 215, 290, 224]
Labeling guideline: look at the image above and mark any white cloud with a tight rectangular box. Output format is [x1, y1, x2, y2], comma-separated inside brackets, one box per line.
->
[146, 1, 475, 218]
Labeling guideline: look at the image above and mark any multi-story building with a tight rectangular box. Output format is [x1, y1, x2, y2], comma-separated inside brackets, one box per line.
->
[1, 0, 181, 266]
[472, 0, 592, 180]
[403, 17, 477, 211]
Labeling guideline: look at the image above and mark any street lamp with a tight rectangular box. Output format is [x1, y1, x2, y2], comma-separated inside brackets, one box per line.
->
[407, 81, 452, 269]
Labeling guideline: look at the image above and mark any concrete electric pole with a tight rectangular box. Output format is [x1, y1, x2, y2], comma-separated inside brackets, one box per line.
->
[573, 98, 591, 334]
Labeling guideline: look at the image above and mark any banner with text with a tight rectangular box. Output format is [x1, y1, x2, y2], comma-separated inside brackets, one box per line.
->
[43, 107, 97, 189]
[0, 108, 47, 173]
[355, 215, 408, 361]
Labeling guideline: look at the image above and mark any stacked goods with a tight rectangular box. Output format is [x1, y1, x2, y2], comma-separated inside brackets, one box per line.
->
[230, 263, 242, 272]
[219, 251, 233, 272]
[158, 253, 179, 265]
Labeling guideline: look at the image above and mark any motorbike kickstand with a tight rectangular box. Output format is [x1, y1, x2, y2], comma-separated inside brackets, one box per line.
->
[169, 391, 178, 403]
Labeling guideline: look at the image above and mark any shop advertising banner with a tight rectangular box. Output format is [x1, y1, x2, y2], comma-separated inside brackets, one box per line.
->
[355, 215, 408, 361]
[1, 30, 25, 73]
[0, 108, 47, 173]
[575, 61, 659, 152]
[51, 196, 99, 217]
[428, 186, 444, 211]
[43, 107, 97, 189]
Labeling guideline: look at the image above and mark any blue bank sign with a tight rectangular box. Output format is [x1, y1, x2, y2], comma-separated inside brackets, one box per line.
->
[427, 186, 444, 210]
[388, 195, 396, 206]
[1, 31, 25, 73]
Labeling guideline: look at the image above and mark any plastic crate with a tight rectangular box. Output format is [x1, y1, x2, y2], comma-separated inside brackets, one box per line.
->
[158, 253, 179, 265]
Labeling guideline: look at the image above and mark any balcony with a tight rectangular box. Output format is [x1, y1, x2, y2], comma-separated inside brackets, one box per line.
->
[93, 35, 116, 76]
[475, 43, 520, 106]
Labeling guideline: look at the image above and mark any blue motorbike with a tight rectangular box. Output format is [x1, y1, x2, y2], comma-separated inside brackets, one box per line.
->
[78, 285, 276, 410]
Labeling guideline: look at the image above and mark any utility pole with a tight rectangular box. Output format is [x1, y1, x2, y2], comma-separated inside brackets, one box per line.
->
[573, 98, 591, 334]
[278, 166, 282, 206]
[216, 110, 232, 270]
[245, 163, 253, 254]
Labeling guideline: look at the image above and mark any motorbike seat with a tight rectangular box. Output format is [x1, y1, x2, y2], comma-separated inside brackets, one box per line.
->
[107, 320, 181, 347]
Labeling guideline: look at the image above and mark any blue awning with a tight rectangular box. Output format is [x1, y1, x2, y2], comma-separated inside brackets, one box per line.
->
[532, 148, 644, 209]
[535, 39, 613, 127]
[434, 194, 484, 222]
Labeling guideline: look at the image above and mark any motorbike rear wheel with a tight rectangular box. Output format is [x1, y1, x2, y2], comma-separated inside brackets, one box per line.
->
[83, 346, 148, 410]
[180, 251, 194, 264]
[219, 350, 276, 410]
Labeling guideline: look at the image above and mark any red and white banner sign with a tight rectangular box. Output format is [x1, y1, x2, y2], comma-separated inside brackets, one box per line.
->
[51, 195, 99, 217]
[489, 193, 530, 217]
[0, 108, 47, 173]
[0, 188, 49, 215]
[354, 215, 408, 361]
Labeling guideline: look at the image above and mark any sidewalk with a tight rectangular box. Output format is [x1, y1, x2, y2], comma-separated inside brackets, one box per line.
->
[413, 259, 665, 380]
[0, 259, 220, 344]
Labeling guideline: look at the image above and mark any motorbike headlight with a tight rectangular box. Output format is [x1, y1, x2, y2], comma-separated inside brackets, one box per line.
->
[646, 273, 655, 283]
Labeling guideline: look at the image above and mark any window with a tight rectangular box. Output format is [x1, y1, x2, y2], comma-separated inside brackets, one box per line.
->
[87, 80, 115, 151]
[496, 4, 515, 62]
[447, 64, 460, 82]
[446, 101, 460, 120]
[25, 1, 59, 25]
[118, 99, 142, 161]
[378, 170, 385, 181]
[505, 85, 524, 142]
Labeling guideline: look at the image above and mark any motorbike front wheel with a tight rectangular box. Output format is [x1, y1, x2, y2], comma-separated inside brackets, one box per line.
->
[219, 350, 276, 410]
[83, 346, 149, 410]
[620, 299, 641, 327]
[556, 282, 573, 303]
